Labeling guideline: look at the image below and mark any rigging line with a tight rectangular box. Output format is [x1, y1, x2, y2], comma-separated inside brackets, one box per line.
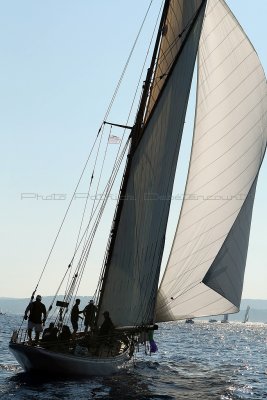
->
[62, 146, 128, 305]
[62, 1, 162, 311]
[80, 124, 113, 256]
[64, 124, 106, 295]
[74, 123, 105, 254]
[67, 17, 158, 271]
[136, 1, 164, 114]
[102, 0, 155, 125]
[33, 1, 154, 295]
[76, 143, 129, 276]
[142, 0, 207, 146]
[67, 138, 130, 272]
[68, 122, 106, 287]
[33, 128, 102, 293]
[150, 1, 203, 84]
[98, 28, 157, 209]
[106, 2, 162, 172]
[66, 139, 131, 301]
[46, 264, 72, 317]
[66, 1, 163, 276]
[157, 13, 195, 64]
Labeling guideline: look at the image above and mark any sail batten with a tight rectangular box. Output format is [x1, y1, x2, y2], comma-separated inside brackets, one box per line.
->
[156, 0, 267, 321]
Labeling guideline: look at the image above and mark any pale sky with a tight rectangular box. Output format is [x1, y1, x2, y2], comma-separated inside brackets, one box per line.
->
[1, 1, 266, 300]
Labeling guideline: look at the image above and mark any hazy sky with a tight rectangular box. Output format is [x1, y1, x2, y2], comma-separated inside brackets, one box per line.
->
[1, 0, 266, 301]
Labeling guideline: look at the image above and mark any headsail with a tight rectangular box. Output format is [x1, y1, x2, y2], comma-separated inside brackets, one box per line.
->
[156, 0, 267, 322]
[97, 0, 207, 328]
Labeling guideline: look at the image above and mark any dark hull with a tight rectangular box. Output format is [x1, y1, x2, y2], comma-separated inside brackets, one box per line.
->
[9, 342, 130, 377]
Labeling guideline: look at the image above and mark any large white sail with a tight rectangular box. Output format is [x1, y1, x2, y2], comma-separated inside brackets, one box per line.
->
[98, 1, 207, 327]
[156, 0, 267, 321]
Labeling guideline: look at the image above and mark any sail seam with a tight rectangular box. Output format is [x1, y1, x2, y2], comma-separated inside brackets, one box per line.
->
[196, 63, 261, 126]
[175, 168, 257, 235]
[197, 51, 259, 111]
[188, 123, 263, 184]
[193, 90, 266, 158]
[189, 133, 263, 192]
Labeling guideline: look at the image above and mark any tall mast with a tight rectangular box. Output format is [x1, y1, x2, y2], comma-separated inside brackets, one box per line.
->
[96, 0, 170, 322]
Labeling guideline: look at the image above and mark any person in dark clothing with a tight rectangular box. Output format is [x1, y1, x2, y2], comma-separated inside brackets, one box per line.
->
[24, 294, 47, 341]
[42, 322, 58, 342]
[58, 325, 72, 341]
[83, 300, 97, 333]
[70, 299, 83, 333]
[99, 311, 114, 337]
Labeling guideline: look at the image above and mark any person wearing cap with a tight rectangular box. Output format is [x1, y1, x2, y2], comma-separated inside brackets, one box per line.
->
[24, 295, 47, 341]
[83, 299, 97, 333]
[99, 311, 114, 337]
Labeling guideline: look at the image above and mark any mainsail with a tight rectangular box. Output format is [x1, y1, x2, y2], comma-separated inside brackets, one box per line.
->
[97, 0, 207, 328]
[145, 0, 204, 122]
[156, 0, 267, 321]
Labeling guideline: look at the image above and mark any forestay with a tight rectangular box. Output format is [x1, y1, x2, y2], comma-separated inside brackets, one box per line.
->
[156, 0, 267, 321]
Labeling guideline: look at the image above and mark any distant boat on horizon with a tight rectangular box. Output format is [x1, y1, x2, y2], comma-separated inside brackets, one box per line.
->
[185, 319, 194, 324]
[221, 314, 229, 323]
[243, 306, 250, 323]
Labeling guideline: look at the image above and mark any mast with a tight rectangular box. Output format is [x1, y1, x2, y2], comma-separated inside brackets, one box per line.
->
[96, 0, 171, 322]
[96, 0, 207, 328]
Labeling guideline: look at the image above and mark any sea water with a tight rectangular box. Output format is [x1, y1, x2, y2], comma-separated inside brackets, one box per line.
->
[0, 314, 266, 399]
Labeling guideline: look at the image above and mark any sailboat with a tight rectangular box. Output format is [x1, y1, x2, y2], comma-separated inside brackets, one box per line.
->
[243, 305, 250, 323]
[9, 0, 267, 377]
[221, 314, 229, 324]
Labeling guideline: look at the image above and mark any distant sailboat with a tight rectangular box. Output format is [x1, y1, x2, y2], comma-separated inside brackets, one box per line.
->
[221, 314, 229, 324]
[9, 0, 267, 377]
[243, 306, 250, 323]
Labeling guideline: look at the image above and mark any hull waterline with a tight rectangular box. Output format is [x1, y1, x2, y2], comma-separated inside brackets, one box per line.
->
[9, 342, 131, 377]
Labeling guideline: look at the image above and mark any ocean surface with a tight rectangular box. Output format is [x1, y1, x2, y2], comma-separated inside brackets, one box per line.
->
[0, 314, 266, 399]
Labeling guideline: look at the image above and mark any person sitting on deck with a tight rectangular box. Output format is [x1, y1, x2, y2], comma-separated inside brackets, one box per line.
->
[83, 300, 97, 333]
[24, 294, 47, 342]
[58, 325, 72, 341]
[99, 311, 114, 337]
[42, 322, 58, 342]
[94, 311, 115, 356]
